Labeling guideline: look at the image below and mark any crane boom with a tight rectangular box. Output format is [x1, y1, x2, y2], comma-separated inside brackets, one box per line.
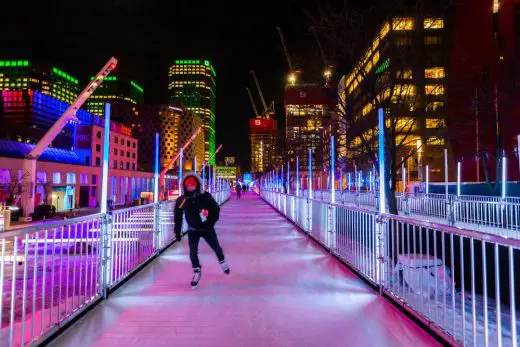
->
[277, 27, 294, 71]
[246, 87, 260, 117]
[27, 57, 118, 160]
[311, 27, 327, 67]
[160, 127, 202, 176]
[201, 144, 223, 169]
[250, 70, 268, 113]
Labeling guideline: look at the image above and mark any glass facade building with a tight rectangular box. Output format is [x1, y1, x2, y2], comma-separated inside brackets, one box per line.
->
[86, 76, 144, 117]
[168, 60, 216, 165]
[0, 60, 80, 104]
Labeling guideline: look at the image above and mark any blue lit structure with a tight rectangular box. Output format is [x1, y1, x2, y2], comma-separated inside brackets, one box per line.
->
[0, 139, 82, 164]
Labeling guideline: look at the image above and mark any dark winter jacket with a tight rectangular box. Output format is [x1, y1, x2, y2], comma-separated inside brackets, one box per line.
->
[174, 173, 220, 239]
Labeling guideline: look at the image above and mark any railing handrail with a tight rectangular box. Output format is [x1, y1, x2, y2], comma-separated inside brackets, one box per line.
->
[0, 212, 106, 238]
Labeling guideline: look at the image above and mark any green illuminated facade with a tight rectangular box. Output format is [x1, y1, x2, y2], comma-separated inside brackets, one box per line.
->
[0, 60, 80, 103]
[86, 76, 144, 117]
[168, 60, 216, 165]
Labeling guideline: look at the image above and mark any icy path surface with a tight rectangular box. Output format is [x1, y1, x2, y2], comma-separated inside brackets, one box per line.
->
[50, 193, 439, 347]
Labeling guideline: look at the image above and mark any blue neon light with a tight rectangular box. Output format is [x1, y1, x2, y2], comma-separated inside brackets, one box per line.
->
[378, 108, 386, 213]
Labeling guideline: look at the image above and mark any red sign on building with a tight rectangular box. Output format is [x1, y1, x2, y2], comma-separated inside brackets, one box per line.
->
[110, 122, 132, 136]
[249, 118, 276, 133]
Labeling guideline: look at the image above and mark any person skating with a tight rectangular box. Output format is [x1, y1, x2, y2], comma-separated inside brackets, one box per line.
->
[235, 182, 242, 199]
[174, 173, 230, 289]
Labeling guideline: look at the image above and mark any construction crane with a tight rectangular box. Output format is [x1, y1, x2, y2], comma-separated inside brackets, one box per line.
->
[246, 87, 260, 117]
[250, 70, 268, 113]
[311, 26, 333, 85]
[277, 26, 300, 86]
[249, 71, 275, 118]
[21, 57, 118, 217]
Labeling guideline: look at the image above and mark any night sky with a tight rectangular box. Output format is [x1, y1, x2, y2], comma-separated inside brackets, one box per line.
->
[2, 0, 341, 172]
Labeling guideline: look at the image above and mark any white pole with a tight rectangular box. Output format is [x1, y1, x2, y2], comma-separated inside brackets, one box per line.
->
[426, 165, 430, 194]
[100, 103, 111, 214]
[444, 148, 449, 200]
[178, 148, 183, 195]
[457, 162, 461, 197]
[308, 148, 313, 199]
[348, 173, 351, 192]
[401, 159, 406, 195]
[296, 156, 300, 197]
[331, 135, 335, 204]
[502, 154, 507, 199]
[194, 156, 197, 173]
[378, 108, 386, 213]
[154, 133, 159, 203]
[287, 161, 290, 194]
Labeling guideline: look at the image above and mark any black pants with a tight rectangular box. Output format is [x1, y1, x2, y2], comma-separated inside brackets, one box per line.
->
[236, 191, 241, 199]
[188, 227, 225, 269]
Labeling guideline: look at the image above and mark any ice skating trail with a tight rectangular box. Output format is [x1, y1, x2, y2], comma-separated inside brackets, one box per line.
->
[50, 193, 440, 347]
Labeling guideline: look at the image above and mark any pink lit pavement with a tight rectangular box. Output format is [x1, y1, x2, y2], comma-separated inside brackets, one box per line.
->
[50, 193, 440, 347]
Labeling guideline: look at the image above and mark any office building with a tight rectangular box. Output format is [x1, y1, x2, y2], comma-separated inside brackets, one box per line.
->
[112, 104, 204, 172]
[0, 90, 100, 150]
[284, 85, 336, 171]
[250, 118, 277, 173]
[0, 60, 80, 104]
[168, 60, 216, 164]
[338, 14, 449, 181]
[86, 76, 144, 117]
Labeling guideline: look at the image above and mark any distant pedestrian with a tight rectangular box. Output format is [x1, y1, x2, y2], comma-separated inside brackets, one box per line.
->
[174, 173, 230, 289]
[236, 183, 242, 199]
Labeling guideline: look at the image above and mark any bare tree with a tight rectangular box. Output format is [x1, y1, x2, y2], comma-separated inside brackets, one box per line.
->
[310, 0, 450, 213]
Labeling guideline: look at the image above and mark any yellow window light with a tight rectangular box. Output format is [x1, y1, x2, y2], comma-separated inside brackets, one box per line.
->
[392, 17, 415, 31]
[425, 84, 445, 95]
[424, 18, 444, 29]
[425, 67, 445, 79]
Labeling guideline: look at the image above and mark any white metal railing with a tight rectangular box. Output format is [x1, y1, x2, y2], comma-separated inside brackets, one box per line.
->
[0, 188, 230, 347]
[261, 189, 519, 347]
[300, 190, 520, 238]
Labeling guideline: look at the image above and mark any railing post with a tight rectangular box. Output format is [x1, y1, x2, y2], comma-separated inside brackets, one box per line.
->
[375, 214, 386, 295]
[154, 202, 162, 253]
[404, 195, 410, 216]
[327, 203, 336, 251]
[100, 212, 113, 298]
[448, 199, 456, 226]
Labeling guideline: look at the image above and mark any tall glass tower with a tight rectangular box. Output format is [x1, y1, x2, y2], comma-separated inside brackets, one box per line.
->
[168, 60, 216, 165]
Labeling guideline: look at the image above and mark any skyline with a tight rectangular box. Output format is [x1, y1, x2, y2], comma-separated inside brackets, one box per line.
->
[1, 0, 335, 171]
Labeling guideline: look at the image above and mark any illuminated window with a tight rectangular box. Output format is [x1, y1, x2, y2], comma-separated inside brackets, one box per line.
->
[425, 67, 445, 79]
[396, 69, 413, 79]
[425, 84, 445, 95]
[424, 18, 444, 29]
[362, 103, 373, 117]
[396, 135, 421, 146]
[392, 17, 414, 31]
[380, 22, 390, 38]
[393, 84, 416, 98]
[426, 137, 445, 145]
[426, 101, 444, 111]
[426, 119, 446, 128]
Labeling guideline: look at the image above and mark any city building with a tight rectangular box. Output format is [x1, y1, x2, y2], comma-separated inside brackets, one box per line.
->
[168, 60, 216, 164]
[284, 85, 336, 171]
[0, 90, 100, 150]
[112, 104, 204, 172]
[216, 165, 238, 180]
[337, 14, 449, 182]
[0, 60, 80, 104]
[448, 0, 520, 182]
[86, 76, 144, 117]
[75, 122, 138, 171]
[250, 118, 278, 173]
